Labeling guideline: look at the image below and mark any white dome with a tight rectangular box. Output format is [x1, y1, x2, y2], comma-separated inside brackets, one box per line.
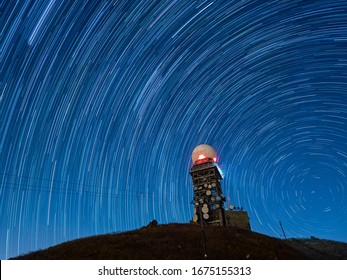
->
[192, 144, 217, 164]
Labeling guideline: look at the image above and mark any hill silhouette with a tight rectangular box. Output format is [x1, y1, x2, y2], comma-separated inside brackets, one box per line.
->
[12, 222, 347, 260]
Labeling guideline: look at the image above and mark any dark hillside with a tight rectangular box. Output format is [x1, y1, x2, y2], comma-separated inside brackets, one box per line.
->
[12, 223, 347, 260]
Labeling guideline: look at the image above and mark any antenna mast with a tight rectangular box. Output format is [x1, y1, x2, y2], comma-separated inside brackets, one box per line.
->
[279, 221, 287, 239]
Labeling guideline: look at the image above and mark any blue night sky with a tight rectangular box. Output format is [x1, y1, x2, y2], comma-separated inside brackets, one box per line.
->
[1, 0, 347, 259]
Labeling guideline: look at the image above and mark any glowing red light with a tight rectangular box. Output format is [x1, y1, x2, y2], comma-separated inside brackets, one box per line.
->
[213, 157, 217, 162]
[198, 154, 206, 160]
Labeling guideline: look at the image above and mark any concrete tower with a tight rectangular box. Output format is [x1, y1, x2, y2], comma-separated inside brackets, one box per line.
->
[190, 144, 225, 226]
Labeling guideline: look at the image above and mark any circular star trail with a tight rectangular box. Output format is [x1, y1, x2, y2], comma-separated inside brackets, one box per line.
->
[1, 0, 347, 259]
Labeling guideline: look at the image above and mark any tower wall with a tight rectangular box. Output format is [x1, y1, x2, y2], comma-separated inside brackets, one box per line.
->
[190, 160, 225, 226]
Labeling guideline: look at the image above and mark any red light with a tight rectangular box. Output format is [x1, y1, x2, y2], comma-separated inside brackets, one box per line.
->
[198, 154, 206, 160]
[213, 157, 217, 162]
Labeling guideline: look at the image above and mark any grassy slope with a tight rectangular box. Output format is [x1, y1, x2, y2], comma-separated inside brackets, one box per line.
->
[12, 223, 347, 260]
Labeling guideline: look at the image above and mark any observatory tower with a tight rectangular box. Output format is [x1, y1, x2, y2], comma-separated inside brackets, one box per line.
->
[190, 144, 251, 230]
[190, 144, 226, 226]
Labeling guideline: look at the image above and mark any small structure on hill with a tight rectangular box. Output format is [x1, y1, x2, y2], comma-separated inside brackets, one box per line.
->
[225, 207, 251, 230]
[190, 144, 251, 231]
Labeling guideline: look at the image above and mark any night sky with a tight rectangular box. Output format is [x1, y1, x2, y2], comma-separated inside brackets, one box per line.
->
[1, 0, 347, 259]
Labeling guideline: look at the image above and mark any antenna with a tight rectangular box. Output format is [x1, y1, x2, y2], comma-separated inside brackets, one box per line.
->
[279, 221, 287, 239]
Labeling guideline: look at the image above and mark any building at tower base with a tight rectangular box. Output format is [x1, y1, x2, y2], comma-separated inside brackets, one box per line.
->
[224, 210, 251, 231]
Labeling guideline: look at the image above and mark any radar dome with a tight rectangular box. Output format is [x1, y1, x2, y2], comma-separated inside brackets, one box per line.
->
[192, 144, 217, 164]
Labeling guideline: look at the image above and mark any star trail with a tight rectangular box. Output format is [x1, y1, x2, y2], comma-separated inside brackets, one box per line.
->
[1, 0, 347, 259]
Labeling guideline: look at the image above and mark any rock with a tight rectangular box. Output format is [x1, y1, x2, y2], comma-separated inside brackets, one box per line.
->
[146, 220, 158, 228]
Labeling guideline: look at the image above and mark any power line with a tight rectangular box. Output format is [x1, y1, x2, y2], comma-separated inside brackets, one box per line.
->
[0, 180, 190, 202]
[0, 171, 191, 200]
